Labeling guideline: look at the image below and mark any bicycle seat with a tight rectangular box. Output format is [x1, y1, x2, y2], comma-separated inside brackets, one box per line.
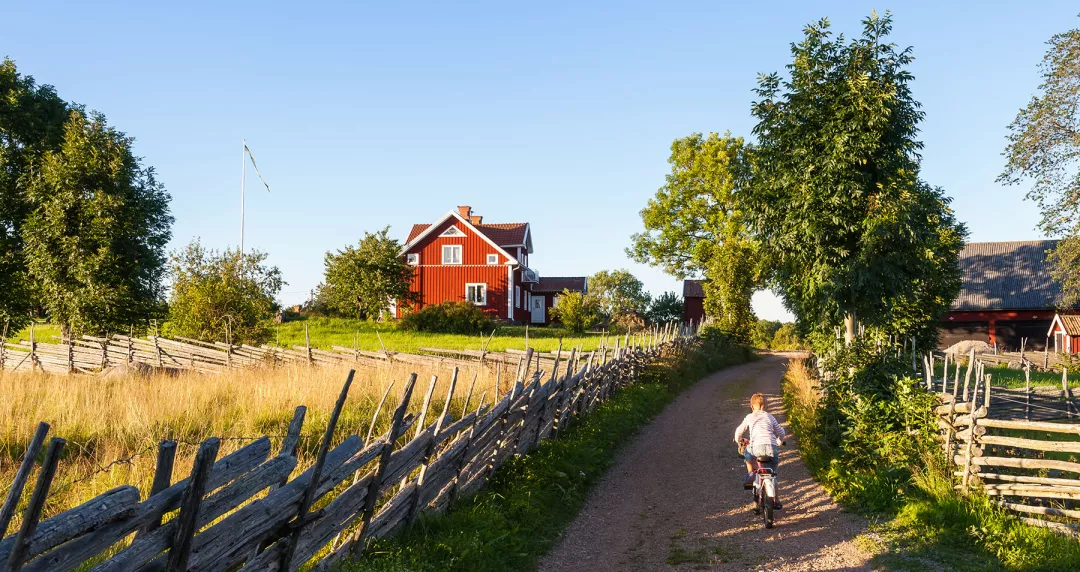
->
[755, 455, 774, 463]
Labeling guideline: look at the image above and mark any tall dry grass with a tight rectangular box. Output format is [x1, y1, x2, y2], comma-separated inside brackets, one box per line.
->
[0, 359, 507, 529]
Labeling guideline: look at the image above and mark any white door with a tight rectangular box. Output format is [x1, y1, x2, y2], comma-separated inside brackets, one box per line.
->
[531, 295, 545, 323]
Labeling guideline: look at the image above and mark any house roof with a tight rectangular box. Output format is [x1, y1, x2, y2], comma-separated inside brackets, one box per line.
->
[534, 276, 588, 294]
[683, 279, 705, 298]
[953, 240, 1063, 311]
[405, 222, 529, 249]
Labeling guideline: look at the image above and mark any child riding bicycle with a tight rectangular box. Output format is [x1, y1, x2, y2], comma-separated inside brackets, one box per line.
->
[733, 393, 786, 510]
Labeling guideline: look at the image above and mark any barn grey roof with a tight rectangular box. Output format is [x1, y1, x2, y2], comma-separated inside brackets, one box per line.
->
[952, 240, 1062, 311]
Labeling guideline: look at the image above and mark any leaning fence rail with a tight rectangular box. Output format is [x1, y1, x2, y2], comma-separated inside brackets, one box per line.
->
[0, 323, 700, 571]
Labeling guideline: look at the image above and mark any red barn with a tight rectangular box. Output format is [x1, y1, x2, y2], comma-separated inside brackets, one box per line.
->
[397, 206, 538, 321]
[1047, 314, 1080, 354]
[940, 240, 1064, 351]
[683, 279, 705, 324]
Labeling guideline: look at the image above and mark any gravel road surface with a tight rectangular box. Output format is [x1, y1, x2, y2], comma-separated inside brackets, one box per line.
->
[539, 355, 872, 571]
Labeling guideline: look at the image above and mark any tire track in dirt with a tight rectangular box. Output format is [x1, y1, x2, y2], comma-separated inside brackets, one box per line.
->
[539, 355, 872, 571]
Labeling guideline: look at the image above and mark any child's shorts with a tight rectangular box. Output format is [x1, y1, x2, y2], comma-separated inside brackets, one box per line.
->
[743, 444, 779, 474]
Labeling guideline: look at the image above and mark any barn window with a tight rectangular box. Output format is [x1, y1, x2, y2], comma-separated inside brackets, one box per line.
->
[466, 283, 487, 306]
[406, 253, 419, 265]
[442, 245, 462, 264]
[515, 286, 521, 308]
[487, 254, 499, 265]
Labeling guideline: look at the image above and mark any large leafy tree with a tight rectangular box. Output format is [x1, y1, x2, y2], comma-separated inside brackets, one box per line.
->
[588, 269, 650, 326]
[645, 291, 684, 325]
[629, 133, 760, 340]
[747, 12, 965, 344]
[319, 227, 417, 319]
[1000, 18, 1080, 304]
[0, 59, 70, 329]
[22, 111, 172, 336]
[550, 290, 603, 334]
[166, 241, 283, 344]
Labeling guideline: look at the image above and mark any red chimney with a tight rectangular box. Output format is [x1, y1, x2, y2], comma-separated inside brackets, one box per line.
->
[457, 205, 472, 218]
[470, 215, 483, 224]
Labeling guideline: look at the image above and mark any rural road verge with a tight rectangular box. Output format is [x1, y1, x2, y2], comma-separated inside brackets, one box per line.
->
[539, 355, 873, 571]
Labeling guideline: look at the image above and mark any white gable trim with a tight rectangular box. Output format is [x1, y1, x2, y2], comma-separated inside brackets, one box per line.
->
[401, 210, 520, 264]
[1049, 313, 1070, 337]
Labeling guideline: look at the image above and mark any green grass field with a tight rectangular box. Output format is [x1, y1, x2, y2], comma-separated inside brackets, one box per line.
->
[5, 322, 62, 344]
[935, 361, 1074, 389]
[272, 317, 605, 354]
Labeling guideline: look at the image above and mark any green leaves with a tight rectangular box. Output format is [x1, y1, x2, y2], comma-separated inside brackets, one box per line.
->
[587, 270, 650, 328]
[21, 110, 172, 336]
[550, 289, 602, 334]
[165, 241, 283, 344]
[320, 227, 417, 320]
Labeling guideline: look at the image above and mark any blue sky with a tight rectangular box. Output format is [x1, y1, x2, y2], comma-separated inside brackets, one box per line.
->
[4, 1, 1077, 320]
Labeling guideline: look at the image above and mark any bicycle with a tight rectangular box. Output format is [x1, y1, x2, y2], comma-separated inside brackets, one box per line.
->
[737, 437, 782, 529]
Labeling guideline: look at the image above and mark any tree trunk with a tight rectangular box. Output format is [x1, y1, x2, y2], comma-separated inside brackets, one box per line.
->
[844, 312, 855, 346]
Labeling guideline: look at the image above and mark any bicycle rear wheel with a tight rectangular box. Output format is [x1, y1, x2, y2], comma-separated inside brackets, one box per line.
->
[763, 497, 774, 528]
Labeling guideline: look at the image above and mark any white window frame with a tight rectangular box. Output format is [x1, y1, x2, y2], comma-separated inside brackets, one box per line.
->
[440, 226, 465, 237]
[552, 294, 560, 308]
[515, 286, 521, 308]
[442, 244, 462, 265]
[406, 253, 419, 265]
[487, 253, 499, 265]
[466, 283, 487, 306]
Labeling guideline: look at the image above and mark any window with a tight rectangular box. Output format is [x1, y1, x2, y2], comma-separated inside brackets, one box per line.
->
[442, 245, 462, 264]
[552, 295, 560, 308]
[406, 253, 419, 265]
[466, 283, 487, 306]
[487, 254, 499, 265]
[515, 286, 521, 308]
[440, 226, 465, 237]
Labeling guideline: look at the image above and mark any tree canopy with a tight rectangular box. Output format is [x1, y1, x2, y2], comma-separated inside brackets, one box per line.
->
[588, 269, 650, 327]
[630, 12, 966, 348]
[1000, 17, 1080, 305]
[319, 227, 417, 320]
[645, 291, 684, 325]
[165, 241, 283, 344]
[0, 58, 172, 334]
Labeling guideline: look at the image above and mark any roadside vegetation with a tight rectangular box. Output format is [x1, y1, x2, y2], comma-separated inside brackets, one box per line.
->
[343, 327, 751, 572]
[784, 351, 1080, 570]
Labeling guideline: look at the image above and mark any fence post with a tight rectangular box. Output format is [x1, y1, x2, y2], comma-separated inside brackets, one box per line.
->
[1025, 363, 1031, 421]
[28, 324, 36, 373]
[166, 437, 220, 572]
[409, 368, 458, 521]
[400, 375, 439, 490]
[136, 440, 177, 539]
[448, 393, 487, 506]
[280, 371, 355, 568]
[0, 422, 49, 539]
[351, 372, 418, 552]
[5, 437, 64, 572]
[305, 323, 313, 365]
[0, 319, 7, 372]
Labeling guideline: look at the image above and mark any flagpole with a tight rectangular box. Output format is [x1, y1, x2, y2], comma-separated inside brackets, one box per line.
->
[240, 138, 247, 254]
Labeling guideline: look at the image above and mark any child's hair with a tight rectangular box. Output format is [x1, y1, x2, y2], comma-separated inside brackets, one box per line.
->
[750, 393, 766, 410]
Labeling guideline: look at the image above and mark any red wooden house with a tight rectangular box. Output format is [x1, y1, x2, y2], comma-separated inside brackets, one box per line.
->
[683, 279, 706, 324]
[397, 206, 543, 322]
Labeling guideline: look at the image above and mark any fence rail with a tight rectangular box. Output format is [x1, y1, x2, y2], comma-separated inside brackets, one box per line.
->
[928, 349, 1080, 534]
[0, 323, 699, 571]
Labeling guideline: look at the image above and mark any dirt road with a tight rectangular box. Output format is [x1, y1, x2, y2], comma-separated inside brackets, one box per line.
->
[539, 355, 872, 571]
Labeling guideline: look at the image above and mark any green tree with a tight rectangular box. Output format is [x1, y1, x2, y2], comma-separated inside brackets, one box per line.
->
[21, 111, 172, 336]
[165, 241, 283, 344]
[550, 290, 603, 334]
[746, 12, 965, 346]
[770, 323, 802, 350]
[752, 319, 782, 349]
[629, 133, 759, 341]
[0, 59, 71, 330]
[320, 227, 417, 320]
[588, 269, 650, 327]
[1000, 18, 1080, 304]
[645, 291, 683, 325]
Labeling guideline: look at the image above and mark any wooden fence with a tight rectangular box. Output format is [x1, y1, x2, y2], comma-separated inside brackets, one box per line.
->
[929, 349, 1080, 535]
[0, 327, 695, 571]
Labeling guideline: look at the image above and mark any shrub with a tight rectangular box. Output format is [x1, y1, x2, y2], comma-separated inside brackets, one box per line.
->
[550, 290, 603, 334]
[398, 301, 495, 334]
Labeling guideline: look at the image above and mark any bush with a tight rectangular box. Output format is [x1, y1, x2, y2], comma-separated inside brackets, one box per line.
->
[550, 290, 603, 334]
[398, 301, 495, 334]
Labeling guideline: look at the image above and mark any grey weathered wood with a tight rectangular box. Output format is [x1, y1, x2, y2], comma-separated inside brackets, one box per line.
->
[365, 381, 395, 444]
[137, 441, 177, 539]
[166, 438, 220, 572]
[93, 455, 296, 572]
[351, 372, 417, 550]
[278, 370, 355, 570]
[0, 422, 49, 539]
[5, 437, 64, 572]
[21, 438, 268, 572]
[409, 368, 458, 520]
[280, 406, 307, 458]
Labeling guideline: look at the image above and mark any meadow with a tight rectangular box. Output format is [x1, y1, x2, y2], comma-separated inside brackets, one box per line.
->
[0, 358, 509, 536]
[272, 317, 605, 353]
